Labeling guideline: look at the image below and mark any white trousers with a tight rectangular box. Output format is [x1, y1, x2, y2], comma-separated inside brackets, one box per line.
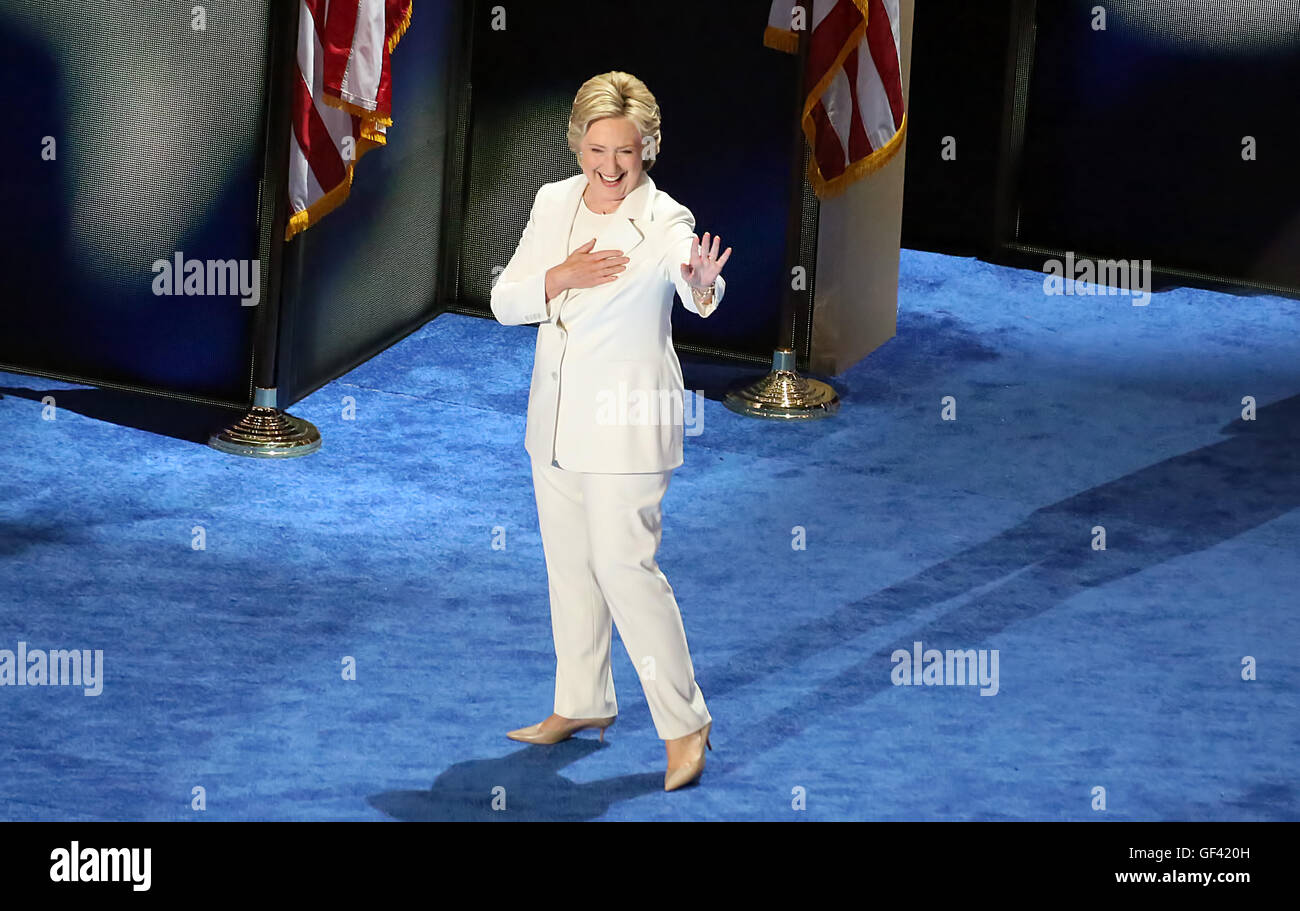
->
[530, 457, 711, 741]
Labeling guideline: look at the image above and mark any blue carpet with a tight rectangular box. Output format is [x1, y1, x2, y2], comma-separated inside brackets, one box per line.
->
[1, 249, 1296, 820]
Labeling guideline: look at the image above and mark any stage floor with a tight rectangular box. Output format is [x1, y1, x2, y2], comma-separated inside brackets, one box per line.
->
[1, 248, 1296, 821]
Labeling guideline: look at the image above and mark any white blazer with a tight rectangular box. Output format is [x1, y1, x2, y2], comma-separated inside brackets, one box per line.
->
[490, 173, 726, 473]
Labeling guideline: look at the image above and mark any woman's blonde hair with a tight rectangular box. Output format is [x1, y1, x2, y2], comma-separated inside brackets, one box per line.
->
[566, 71, 662, 171]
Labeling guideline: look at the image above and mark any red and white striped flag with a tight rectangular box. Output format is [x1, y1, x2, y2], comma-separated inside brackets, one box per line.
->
[286, 0, 413, 241]
[765, 0, 906, 199]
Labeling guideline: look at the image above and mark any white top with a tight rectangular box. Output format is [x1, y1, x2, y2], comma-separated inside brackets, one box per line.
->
[568, 193, 619, 254]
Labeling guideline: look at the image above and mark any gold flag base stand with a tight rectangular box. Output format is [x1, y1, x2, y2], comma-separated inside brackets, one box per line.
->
[722, 347, 839, 420]
[208, 392, 321, 458]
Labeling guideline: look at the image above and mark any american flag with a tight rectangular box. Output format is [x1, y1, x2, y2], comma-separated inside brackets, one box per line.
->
[286, 0, 413, 241]
[765, 0, 906, 199]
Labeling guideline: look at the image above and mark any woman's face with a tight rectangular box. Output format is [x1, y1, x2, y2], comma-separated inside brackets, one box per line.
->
[580, 116, 646, 208]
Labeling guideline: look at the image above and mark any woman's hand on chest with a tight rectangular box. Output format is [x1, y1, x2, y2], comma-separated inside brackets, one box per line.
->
[547, 238, 630, 298]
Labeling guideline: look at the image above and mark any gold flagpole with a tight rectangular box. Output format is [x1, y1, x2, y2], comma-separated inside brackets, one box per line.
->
[724, 1, 840, 420]
[209, 0, 321, 457]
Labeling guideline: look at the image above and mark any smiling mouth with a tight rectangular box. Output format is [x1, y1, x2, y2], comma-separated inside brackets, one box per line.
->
[597, 171, 624, 187]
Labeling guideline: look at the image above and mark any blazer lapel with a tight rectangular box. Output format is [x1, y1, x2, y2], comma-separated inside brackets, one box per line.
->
[591, 215, 644, 261]
[553, 175, 656, 313]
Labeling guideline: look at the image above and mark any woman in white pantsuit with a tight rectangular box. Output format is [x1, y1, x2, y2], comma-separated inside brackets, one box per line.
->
[490, 71, 731, 791]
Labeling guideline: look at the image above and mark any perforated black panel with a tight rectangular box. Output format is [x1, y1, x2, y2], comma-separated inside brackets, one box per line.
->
[0, 0, 272, 406]
[1015, 0, 1300, 290]
[457, 92, 578, 307]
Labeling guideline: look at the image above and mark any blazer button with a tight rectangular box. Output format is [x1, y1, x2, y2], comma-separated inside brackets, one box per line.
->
[550, 371, 558, 380]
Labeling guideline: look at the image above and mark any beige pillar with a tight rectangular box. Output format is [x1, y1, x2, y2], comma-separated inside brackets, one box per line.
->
[809, 0, 915, 376]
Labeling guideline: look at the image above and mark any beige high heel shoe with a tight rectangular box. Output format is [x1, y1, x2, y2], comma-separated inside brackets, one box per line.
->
[506, 714, 616, 744]
[664, 721, 712, 791]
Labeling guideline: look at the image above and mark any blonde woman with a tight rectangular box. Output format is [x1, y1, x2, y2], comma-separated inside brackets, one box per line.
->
[490, 71, 732, 791]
